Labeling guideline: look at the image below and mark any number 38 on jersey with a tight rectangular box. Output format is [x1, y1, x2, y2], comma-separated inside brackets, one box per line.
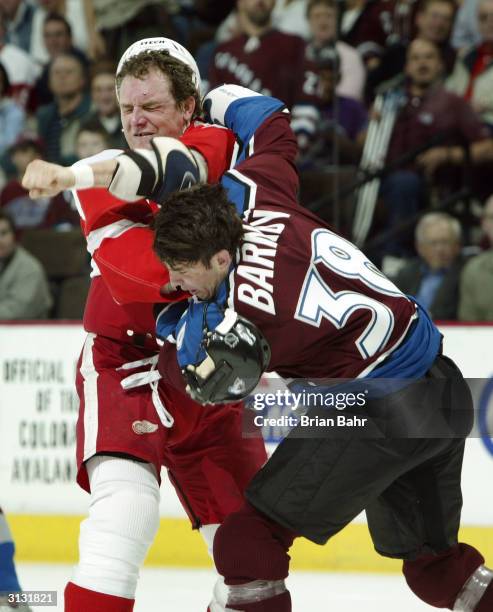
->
[295, 229, 405, 359]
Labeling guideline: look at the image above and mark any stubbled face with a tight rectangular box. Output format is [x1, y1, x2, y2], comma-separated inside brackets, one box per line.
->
[417, 220, 460, 270]
[92, 72, 118, 117]
[405, 39, 443, 88]
[167, 255, 229, 300]
[119, 67, 194, 150]
[237, 0, 275, 27]
[416, 1, 455, 43]
[49, 55, 85, 97]
[309, 4, 337, 46]
[0, 219, 16, 260]
[43, 19, 71, 57]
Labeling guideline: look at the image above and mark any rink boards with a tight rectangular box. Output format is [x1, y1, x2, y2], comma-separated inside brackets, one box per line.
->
[1, 322, 493, 571]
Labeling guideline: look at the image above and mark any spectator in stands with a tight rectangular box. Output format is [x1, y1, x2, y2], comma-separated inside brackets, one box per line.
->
[366, 0, 457, 101]
[459, 194, 493, 320]
[208, 0, 305, 108]
[292, 46, 367, 168]
[0, 61, 25, 157]
[42, 12, 76, 58]
[33, 12, 89, 108]
[0, 138, 79, 229]
[0, 210, 53, 319]
[31, 0, 103, 63]
[339, 0, 418, 69]
[446, 0, 493, 129]
[75, 120, 109, 160]
[378, 38, 489, 258]
[301, 0, 366, 102]
[0, 0, 36, 53]
[84, 62, 126, 150]
[0, 14, 40, 109]
[393, 212, 466, 320]
[35, 52, 91, 165]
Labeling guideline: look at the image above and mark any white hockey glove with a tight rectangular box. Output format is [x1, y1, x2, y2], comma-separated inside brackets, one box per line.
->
[203, 84, 262, 127]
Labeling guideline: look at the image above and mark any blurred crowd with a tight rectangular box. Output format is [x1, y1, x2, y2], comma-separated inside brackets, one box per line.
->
[1, 0, 493, 322]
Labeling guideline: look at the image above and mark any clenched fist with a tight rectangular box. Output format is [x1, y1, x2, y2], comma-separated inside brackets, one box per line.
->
[22, 160, 76, 198]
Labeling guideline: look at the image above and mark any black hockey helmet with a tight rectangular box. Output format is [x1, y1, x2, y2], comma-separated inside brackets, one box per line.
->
[182, 309, 271, 405]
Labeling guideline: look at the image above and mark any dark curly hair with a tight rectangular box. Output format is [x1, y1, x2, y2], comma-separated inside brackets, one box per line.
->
[153, 184, 244, 268]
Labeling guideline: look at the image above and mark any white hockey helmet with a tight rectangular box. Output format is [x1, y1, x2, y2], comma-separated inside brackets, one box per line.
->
[116, 37, 201, 93]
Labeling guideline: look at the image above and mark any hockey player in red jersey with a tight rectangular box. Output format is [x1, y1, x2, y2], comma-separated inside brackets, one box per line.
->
[149, 85, 493, 611]
[23, 42, 267, 612]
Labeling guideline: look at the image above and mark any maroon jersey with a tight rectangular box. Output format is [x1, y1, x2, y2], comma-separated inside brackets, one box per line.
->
[225, 112, 416, 379]
[209, 30, 305, 109]
[386, 84, 489, 170]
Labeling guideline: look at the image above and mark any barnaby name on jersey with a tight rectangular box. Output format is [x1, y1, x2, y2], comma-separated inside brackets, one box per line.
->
[236, 209, 290, 315]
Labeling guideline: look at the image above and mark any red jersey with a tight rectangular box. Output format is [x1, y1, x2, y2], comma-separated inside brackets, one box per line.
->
[73, 121, 236, 345]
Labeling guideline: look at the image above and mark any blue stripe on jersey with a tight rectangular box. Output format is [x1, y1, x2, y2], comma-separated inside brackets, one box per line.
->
[223, 96, 285, 164]
[367, 298, 442, 380]
[221, 172, 251, 215]
[156, 94, 284, 359]
[0, 542, 21, 592]
[161, 279, 229, 369]
[155, 301, 189, 341]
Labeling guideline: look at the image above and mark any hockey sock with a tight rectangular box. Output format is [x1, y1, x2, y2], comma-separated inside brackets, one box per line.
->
[64, 582, 134, 612]
[403, 542, 484, 608]
[213, 502, 295, 610]
[0, 509, 22, 593]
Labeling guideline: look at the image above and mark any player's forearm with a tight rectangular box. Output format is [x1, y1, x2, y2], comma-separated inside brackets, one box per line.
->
[23, 139, 206, 201]
[22, 157, 117, 198]
[73, 159, 117, 189]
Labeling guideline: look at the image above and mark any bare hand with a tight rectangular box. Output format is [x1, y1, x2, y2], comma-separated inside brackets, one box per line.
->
[22, 160, 75, 198]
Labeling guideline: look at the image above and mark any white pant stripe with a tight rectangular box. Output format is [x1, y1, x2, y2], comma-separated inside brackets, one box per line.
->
[80, 333, 99, 461]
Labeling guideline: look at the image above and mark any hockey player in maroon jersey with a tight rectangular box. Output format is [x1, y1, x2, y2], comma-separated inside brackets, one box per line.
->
[149, 85, 493, 611]
[23, 44, 267, 612]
